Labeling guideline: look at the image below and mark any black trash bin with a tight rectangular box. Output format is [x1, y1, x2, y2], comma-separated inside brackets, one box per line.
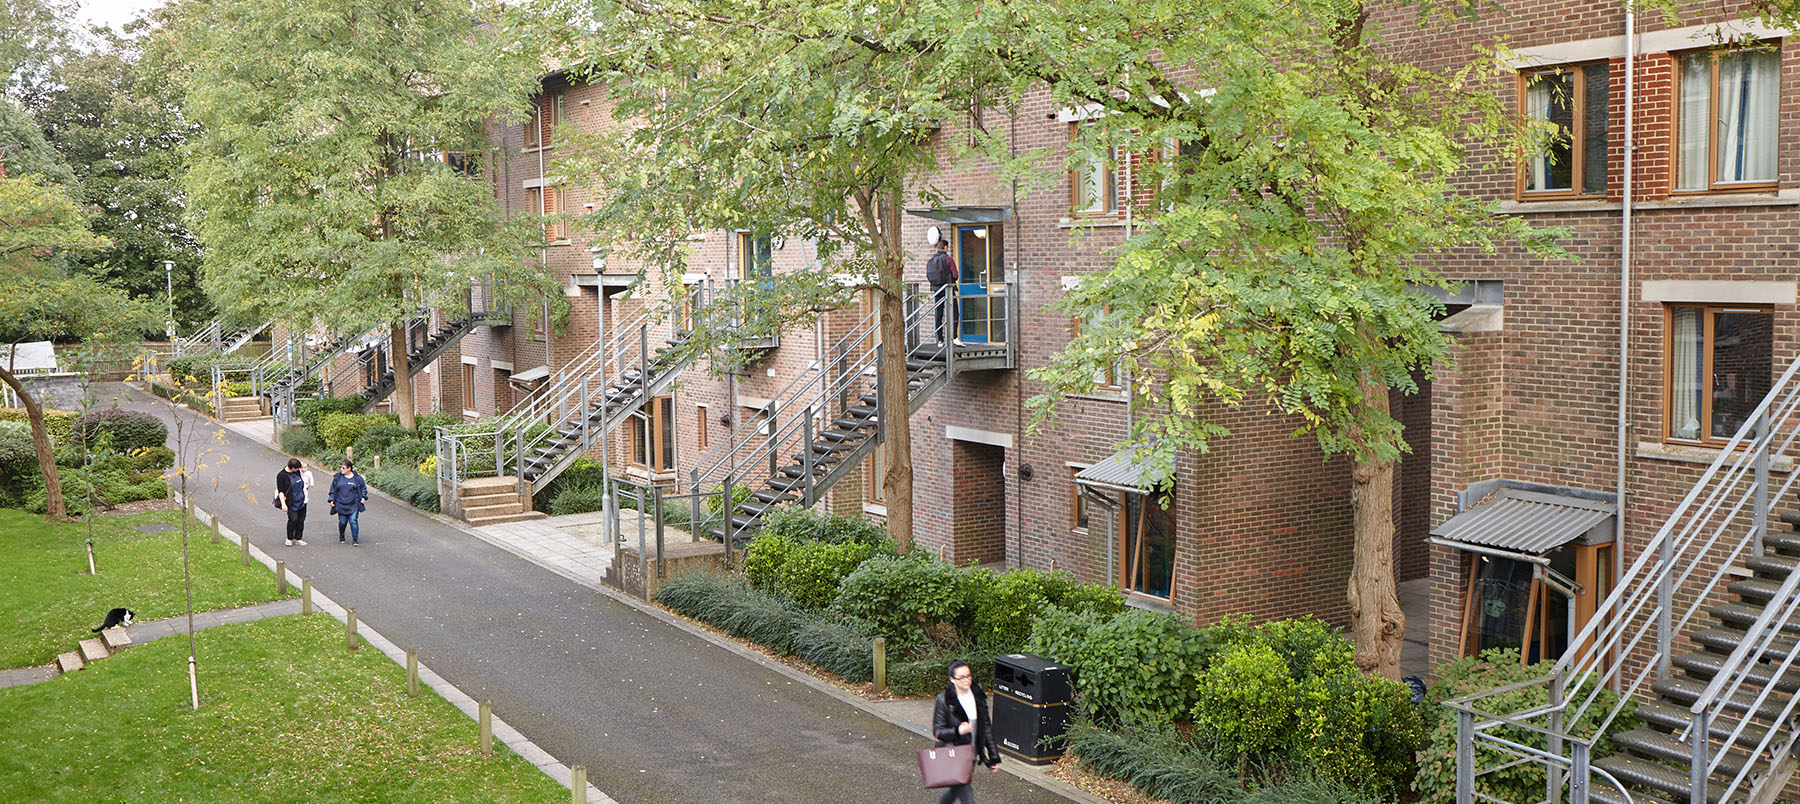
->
[990, 653, 1073, 765]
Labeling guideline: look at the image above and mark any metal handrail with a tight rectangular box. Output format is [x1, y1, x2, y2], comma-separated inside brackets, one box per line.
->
[1451, 350, 1800, 804]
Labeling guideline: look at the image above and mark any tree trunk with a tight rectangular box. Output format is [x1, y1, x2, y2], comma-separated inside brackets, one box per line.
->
[873, 189, 913, 553]
[389, 320, 416, 431]
[0, 365, 66, 519]
[1347, 378, 1404, 679]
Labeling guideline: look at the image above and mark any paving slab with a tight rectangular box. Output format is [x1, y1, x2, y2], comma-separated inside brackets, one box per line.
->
[77, 638, 108, 663]
[56, 651, 83, 673]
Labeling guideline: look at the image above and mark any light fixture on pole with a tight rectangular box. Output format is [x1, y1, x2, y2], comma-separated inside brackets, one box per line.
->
[164, 260, 176, 339]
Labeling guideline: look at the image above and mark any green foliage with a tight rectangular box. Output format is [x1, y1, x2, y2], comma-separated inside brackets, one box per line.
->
[966, 567, 1126, 651]
[777, 539, 891, 611]
[351, 423, 412, 457]
[1063, 719, 1243, 804]
[295, 396, 366, 432]
[742, 531, 798, 593]
[414, 412, 460, 432]
[0, 408, 76, 445]
[123, 445, 174, 472]
[790, 615, 876, 684]
[380, 438, 435, 469]
[160, 353, 255, 385]
[279, 426, 323, 457]
[365, 466, 439, 513]
[1193, 642, 1298, 763]
[1028, 606, 1217, 725]
[702, 482, 756, 519]
[72, 408, 168, 452]
[547, 483, 606, 516]
[318, 412, 396, 451]
[832, 555, 972, 652]
[757, 506, 888, 545]
[887, 645, 1000, 697]
[1415, 649, 1635, 804]
[0, 421, 35, 472]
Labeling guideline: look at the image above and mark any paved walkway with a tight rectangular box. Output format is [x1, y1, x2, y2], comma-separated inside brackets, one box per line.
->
[114, 384, 1087, 804]
[0, 601, 303, 691]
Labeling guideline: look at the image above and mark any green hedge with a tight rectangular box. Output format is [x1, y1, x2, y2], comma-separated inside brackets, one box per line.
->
[365, 466, 439, 512]
[1063, 719, 1389, 804]
[162, 353, 255, 384]
[319, 412, 397, 451]
[72, 409, 168, 452]
[295, 396, 366, 432]
[279, 426, 323, 457]
[0, 408, 77, 445]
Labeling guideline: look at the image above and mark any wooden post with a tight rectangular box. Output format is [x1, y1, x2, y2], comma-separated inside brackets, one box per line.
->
[347, 608, 359, 650]
[406, 650, 419, 698]
[873, 636, 887, 694]
[479, 700, 493, 756]
[301, 578, 312, 614]
[210, 514, 220, 545]
[571, 766, 587, 804]
[240, 533, 250, 565]
[275, 561, 287, 594]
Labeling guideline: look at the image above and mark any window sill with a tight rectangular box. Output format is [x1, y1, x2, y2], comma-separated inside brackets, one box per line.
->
[461, 409, 478, 419]
[1123, 593, 1176, 613]
[1636, 441, 1794, 473]
[1066, 390, 1127, 403]
[1057, 216, 1127, 229]
[1498, 188, 1799, 214]
[625, 465, 678, 483]
[863, 502, 888, 517]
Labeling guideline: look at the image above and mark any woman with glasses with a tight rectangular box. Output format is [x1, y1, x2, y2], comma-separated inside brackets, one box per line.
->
[930, 660, 1001, 803]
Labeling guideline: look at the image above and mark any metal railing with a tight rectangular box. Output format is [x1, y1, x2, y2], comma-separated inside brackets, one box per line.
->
[1449, 351, 1800, 804]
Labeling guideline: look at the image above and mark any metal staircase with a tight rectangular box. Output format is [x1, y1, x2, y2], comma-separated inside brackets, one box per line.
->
[253, 327, 371, 425]
[1449, 354, 1800, 804]
[171, 318, 270, 355]
[689, 282, 1012, 543]
[327, 314, 485, 413]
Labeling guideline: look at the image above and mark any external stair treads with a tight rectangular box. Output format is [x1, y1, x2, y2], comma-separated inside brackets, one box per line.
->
[1652, 677, 1792, 722]
[1591, 753, 1728, 804]
[1610, 727, 1756, 779]
[1632, 702, 1771, 749]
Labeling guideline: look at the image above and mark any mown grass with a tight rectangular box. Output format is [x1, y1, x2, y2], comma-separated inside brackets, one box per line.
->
[0, 507, 295, 668]
[0, 614, 567, 803]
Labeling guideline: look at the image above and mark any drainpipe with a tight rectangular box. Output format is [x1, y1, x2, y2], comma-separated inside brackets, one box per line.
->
[1617, 1, 1636, 678]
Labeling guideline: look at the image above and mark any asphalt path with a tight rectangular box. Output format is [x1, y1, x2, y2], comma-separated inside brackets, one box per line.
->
[109, 385, 1056, 804]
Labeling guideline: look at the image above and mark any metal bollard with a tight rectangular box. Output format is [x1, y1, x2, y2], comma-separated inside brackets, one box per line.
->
[873, 637, 887, 694]
[406, 650, 419, 698]
[479, 700, 493, 756]
[301, 578, 312, 614]
[275, 561, 287, 594]
[346, 608, 359, 650]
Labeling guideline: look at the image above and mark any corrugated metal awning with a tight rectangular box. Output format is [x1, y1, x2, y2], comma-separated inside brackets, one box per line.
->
[1075, 445, 1167, 494]
[1431, 488, 1615, 555]
[905, 206, 1012, 225]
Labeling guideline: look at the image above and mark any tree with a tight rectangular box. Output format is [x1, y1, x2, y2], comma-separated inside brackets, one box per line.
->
[0, 0, 76, 102]
[174, 0, 559, 429]
[29, 27, 211, 328]
[1013, 0, 1566, 677]
[0, 173, 153, 520]
[550, 0, 1019, 550]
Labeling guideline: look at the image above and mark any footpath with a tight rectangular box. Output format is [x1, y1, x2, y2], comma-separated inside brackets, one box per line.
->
[114, 384, 1096, 804]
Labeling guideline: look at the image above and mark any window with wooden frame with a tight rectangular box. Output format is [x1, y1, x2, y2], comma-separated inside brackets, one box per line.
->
[461, 363, 475, 411]
[696, 405, 709, 449]
[1519, 63, 1609, 198]
[1459, 542, 1614, 664]
[736, 231, 773, 279]
[1070, 124, 1118, 215]
[1120, 490, 1176, 601]
[1676, 46, 1780, 192]
[1665, 304, 1772, 444]
[530, 298, 549, 342]
[867, 438, 887, 506]
[1071, 310, 1123, 392]
[525, 93, 560, 149]
[1069, 466, 1090, 532]
[630, 396, 675, 472]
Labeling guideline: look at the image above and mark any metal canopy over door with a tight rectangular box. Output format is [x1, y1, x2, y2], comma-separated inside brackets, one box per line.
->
[954, 224, 1008, 345]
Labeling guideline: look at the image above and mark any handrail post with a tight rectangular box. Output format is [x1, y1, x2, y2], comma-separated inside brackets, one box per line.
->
[1755, 407, 1770, 557]
[1658, 526, 1673, 680]
[1570, 740, 1591, 804]
[1456, 708, 1475, 804]
[801, 407, 815, 506]
[581, 375, 591, 456]
[767, 405, 779, 478]
[1546, 674, 1565, 804]
[514, 426, 523, 494]
[1689, 709, 1709, 804]
[721, 473, 734, 566]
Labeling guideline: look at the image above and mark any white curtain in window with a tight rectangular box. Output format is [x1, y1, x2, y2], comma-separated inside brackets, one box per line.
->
[1670, 307, 1703, 439]
[1717, 50, 1779, 183]
[1525, 81, 1553, 190]
[1678, 55, 1712, 190]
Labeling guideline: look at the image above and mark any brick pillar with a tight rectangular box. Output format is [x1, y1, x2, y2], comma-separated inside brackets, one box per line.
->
[1427, 329, 1506, 674]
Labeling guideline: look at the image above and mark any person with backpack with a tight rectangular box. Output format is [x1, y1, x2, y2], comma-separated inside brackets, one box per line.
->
[328, 459, 369, 545]
[926, 238, 957, 344]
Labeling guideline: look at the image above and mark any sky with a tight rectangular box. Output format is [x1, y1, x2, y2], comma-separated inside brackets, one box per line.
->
[75, 0, 169, 34]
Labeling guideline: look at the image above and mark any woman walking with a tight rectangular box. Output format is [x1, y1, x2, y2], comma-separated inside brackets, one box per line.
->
[930, 660, 1001, 804]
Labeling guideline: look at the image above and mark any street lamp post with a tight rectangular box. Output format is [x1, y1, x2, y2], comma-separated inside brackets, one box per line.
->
[164, 260, 176, 340]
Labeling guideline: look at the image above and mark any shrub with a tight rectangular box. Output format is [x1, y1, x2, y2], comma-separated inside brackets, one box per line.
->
[1291, 666, 1424, 789]
[1415, 649, 1634, 804]
[887, 645, 1000, 697]
[833, 555, 972, 652]
[279, 426, 323, 457]
[381, 438, 434, 468]
[296, 396, 366, 431]
[128, 445, 175, 471]
[365, 466, 439, 512]
[0, 408, 77, 445]
[221, 381, 253, 397]
[548, 483, 607, 516]
[1027, 606, 1215, 725]
[71, 408, 168, 453]
[790, 615, 875, 684]
[1063, 719, 1242, 804]
[758, 506, 887, 544]
[0, 421, 35, 473]
[967, 567, 1125, 651]
[1241, 771, 1388, 804]
[743, 531, 800, 593]
[1193, 641, 1298, 765]
[351, 423, 412, 457]
[776, 539, 890, 610]
[318, 412, 395, 451]
[414, 412, 460, 433]
[162, 353, 255, 384]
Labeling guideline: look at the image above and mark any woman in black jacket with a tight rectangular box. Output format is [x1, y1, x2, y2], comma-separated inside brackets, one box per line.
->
[930, 660, 1001, 804]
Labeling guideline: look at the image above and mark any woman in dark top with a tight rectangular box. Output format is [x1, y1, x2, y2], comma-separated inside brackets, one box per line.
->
[930, 660, 1001, 804]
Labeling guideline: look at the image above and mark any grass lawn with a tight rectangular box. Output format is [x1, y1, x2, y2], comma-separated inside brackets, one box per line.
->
[0, 615, 567, 803]
[0, 507, 295, 668]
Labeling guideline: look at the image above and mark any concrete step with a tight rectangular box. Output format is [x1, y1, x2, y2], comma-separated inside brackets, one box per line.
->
[99, 627, 132, 651]
[78, 638, 108, 663]
[459, 476, 520, 494]
[466, 511, 548, 527]
[463, 501, 526, 517]
[56, 651, 83, 673]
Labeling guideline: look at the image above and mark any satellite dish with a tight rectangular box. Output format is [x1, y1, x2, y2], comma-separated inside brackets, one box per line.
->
[926, 225, 942, 245]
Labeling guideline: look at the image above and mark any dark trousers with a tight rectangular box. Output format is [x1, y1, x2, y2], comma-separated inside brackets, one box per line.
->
[930, 283, 954, 343]
[286, 505, 307, 541]
[936, 783, 973, 804]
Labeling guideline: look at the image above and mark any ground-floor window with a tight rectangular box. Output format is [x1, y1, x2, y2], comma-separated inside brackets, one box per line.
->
[630, 396, 675, 472]
[1460, 542, 1613, 664]
[867, 438, 887, 505]
[461, 363, 475, 411]
[1121, 491, 1176, 601]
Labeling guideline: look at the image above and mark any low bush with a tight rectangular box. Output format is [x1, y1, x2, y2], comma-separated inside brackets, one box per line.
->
[1064, 719, 1242, 804]
[126, 445, 175, 471]
[0, 408, 77, 446]
[380, 438, 435, 469]
[221, 381, 253, 397]
[72, 409, 168, 453]
[1415, 649, 1634, 804]
[743, 531, 799, 593]
[548, 483, 606, 516]
[777, 539, 892, 610]
[365, 466, 439, 512]
[414, 412, 460, 432]
[162, 353, 255, 384]
[279, 426, 323, 456]
[351, 423, 413, 458]
[966, 567, 1125, 651]
[791, 615, 876, 683]
[318, 412, 396, 451]
[0, 421, 35, 473]
[833, 555, 973, 652]
[758, 506, 887, 544]
[1027, 606, 1216, 725]
[887, 645, 1000, 697]
[295, 396, 366, 431]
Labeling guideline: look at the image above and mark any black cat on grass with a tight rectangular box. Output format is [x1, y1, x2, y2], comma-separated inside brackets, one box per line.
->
[91, 608, 134, 632]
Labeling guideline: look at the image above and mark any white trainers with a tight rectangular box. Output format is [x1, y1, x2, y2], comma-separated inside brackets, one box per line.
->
[285, 539, 293, 546]
[295, 540, 307, 546]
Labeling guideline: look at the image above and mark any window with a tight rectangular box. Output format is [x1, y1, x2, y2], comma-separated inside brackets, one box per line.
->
[461, 363, 475, 411]
[1520, 63, 1609, 196]
[868, 439, 887, 505]
[526, 186, 566, 242]
[1665, 305, 1772, 443]
[1072, 310, 1122, 391]
[630, 396, 675, 472]
[696, 405, 709, 449]
[1070, 124, 1117, 214]
[677, 282, 698, 332]
[530, 298, 549, 342]
[1121, 491, 1176, 600]
[1677, 47, 1779, 191]
[736, 231, 773, 279]
[1070, 467, 1090, 532]
[525, 93, 560, 149]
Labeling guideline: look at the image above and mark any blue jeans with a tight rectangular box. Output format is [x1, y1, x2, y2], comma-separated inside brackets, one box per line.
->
[337, 509, 360, 542]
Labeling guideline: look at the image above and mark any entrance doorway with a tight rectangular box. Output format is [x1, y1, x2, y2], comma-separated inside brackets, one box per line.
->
[950, 439, 1007, 565]
[953, 224, 1008, 345]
